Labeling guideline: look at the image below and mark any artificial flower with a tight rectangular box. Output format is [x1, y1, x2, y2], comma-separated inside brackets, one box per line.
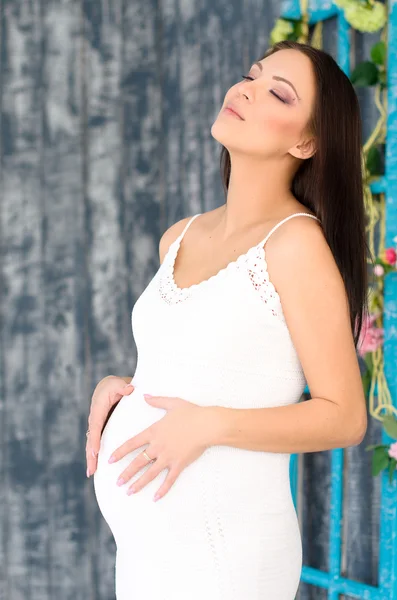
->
[384, 247, 397, 266]
[344, 1, 387, 33]
[373, 264, 384, 276]
[388, 441, 397, 461]
[357, 310, 384, 357]
[270, 19, 294, 45]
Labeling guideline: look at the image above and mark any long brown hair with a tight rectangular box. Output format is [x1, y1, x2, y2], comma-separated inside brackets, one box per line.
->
[220, 40, 373, 348]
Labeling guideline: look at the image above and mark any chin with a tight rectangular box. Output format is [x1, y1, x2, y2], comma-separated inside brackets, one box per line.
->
[210, 119, 243, 149]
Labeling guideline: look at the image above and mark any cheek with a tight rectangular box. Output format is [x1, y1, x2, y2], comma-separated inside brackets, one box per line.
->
[260, 109, 302, 139]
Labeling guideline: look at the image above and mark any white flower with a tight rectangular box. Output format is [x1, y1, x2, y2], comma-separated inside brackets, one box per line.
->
[344, 1, 387, 33]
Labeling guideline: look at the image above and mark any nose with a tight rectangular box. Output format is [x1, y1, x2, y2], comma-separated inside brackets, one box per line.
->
[238, 85, 251, 102]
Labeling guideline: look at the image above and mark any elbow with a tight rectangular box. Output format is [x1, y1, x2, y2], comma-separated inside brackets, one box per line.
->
[347, 412, 368, 447]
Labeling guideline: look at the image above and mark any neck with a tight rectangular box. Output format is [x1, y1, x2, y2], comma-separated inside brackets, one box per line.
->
[219, 153, 300, 237]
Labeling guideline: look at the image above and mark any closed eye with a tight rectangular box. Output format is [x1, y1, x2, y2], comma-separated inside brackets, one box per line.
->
[269, 90, 287, 103]
[241, 75, 287, 104]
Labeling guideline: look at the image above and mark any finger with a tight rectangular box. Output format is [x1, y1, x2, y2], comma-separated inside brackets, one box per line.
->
[89, 385, 133, 460]
[143, 394, 176, 409]
[114, 446, 156, 485]
[126, 459, 165, 495]
[120, 383, 134, 395]
[86, 411, 111, 476]
[108, 428, 150, 464]
[152, 465, 180, 501]
[85, 441, 94, 477]
[86, 428, 101, 477]
[86, 382, 135, 477]
[88, 415, 106, 458]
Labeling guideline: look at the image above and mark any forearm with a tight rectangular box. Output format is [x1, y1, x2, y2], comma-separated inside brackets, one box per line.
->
[205, 397, 366, 454]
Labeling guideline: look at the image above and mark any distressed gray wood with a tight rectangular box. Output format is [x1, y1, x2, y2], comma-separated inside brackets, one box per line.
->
[1, 1, 50, 599]
[41, 4, 89, 599]
[0, 1, 386, 598]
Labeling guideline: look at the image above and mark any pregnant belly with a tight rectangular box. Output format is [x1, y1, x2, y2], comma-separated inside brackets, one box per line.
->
[93, 386, 296, 547]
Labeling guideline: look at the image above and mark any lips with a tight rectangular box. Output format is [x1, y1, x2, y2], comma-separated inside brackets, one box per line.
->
[224, 103, 244, 120]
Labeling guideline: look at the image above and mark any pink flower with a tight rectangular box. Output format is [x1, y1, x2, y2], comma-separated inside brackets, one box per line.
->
[374, 264, 384, 276]
[384, 247, 397, 266]
[357, 311, 384, 357]
[388, 442, 397, 460]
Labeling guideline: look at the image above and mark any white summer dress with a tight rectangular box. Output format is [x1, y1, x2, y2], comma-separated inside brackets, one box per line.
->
[93, 211, 321, 600]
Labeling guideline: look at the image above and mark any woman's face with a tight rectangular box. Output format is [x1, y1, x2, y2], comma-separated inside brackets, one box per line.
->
[211, 49, 317, 160]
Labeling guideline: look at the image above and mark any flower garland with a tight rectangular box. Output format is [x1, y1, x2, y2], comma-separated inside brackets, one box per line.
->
[270, 0, 397, 484]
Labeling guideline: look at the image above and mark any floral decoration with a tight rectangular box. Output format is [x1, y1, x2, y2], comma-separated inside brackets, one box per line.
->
[270, 0, 397, 484]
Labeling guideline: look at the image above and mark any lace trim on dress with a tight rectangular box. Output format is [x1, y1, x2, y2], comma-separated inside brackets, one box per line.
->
[158, 237, 195, 304]
[158, 237, 285, 321]
[242, 245, 285, 321]
[158, 212, 321, 317]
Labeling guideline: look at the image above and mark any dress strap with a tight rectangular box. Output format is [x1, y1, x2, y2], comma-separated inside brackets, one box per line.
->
[178, 213, 202, 240]
[258, 212, 321, 248]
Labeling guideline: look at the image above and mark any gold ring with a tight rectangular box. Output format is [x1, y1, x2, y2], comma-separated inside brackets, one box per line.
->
[142, 450, 154, 462]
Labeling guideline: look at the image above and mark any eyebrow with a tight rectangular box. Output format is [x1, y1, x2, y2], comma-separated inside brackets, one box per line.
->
[252, 61, 301, 100]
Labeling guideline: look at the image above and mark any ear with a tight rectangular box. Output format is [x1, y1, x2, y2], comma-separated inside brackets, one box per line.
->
[288, 136, 317, 160]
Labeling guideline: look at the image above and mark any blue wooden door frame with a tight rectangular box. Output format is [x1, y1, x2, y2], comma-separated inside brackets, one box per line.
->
[284, 2, 397, 598]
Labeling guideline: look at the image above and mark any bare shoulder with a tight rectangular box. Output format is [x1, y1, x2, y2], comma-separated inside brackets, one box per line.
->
[265, 215, 342, 326]
[159, 209, 217, 264]
[265, 216, 367, 444]
[158, 216, 191, 265]
[261, 202, 321, 255]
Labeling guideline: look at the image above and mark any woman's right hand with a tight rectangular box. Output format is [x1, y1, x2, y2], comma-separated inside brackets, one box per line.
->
[86, 375, 135, 477]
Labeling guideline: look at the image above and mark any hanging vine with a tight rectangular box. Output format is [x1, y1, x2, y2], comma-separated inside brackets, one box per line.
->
[270, 0, 397, 483]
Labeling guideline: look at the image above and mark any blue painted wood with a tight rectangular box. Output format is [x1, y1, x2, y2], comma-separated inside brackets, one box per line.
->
[282, 1, 397, 599]
[290, 452, 298, 508]
[328, 448, 344, 600]
[336, 7, 350, 76]
[378, 0, 397, 596]
[283, 0, 338, 23]
[300, 566, 382, 599]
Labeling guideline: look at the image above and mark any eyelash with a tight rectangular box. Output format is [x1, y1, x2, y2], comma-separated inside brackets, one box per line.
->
[241, 74, 287, 104]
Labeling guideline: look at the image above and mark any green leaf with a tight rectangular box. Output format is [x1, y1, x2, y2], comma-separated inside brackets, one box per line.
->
[382, 414, 397, 440]
[362, 369, 372, 400]
[370, 41, 386, 66]
[363, 352, 373, 370]
[365, 444, 390, 451]
[291, 20, 303, 41]
[366, 146, 382, 176]
[378, 69, 387, 89]
[372, 446, 389, 476]
[351, 61, 379, 86]
[389, 458, 397, 485]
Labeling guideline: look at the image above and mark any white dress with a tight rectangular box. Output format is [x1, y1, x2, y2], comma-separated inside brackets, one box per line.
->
[93, 211, 321, 600]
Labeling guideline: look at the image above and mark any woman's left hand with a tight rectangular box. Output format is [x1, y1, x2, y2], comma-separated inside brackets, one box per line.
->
[107, 394, 217, 502]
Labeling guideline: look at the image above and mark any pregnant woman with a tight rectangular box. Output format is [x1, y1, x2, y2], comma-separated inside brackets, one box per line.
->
[86, 41, 369, 599]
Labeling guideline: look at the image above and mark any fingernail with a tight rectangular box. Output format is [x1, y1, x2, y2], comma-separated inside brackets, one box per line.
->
[108, 455, 116, 463]
[153, 493, 160, 502]
[144, 394, 153, 399]
[86, 468, 90, 478]
[117, 477, 125, 486]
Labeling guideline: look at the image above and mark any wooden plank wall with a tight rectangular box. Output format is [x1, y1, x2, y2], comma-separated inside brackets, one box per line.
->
[0, 1, 380, 599]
